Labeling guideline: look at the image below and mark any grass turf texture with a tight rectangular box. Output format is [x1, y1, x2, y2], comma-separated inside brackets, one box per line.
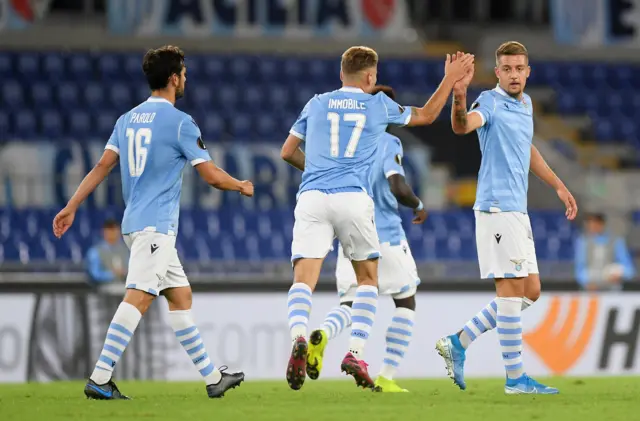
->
[1, 377, 639, 421]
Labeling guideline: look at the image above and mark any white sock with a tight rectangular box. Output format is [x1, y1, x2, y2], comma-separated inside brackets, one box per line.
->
[287, 283, 312, 343]
[348, 285, 378, 359]
[496, 297, 525, 379]
[379, 307, 415, 380]
[90, 302, 142, 384]
[168, 309, 221, 385]
[459, 297, 535, 349]
[321, 305, 352, 340]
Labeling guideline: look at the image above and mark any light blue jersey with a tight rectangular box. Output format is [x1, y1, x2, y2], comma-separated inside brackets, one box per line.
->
[370, 133, 407, 244]
[105, 97, 211, 235]
[290, 87, 412, 195]
[470, 85, 533, 214]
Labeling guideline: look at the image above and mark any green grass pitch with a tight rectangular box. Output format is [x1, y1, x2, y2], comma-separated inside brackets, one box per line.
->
[1, 377, 639, 421]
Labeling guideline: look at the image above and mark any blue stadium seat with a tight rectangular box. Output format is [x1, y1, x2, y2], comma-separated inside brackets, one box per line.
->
[16, 53, 39, 80]
[84, 82, 106, 107]
[42, 53, 66, 82]
[3, 81, 24, 108]
[56, 82, 81, 107]
[14, 109, 37, 139]
[0, 111, 9, 138]
[69, 110, 92, 137]
[68, 54, 93, 81]
[41, 109, 64, 137]
[31, 82, 54, 109]
[0, 52, 12, 78]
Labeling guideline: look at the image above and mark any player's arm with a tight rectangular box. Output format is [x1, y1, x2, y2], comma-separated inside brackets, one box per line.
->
[530, 144, 578, 220]
[384, 139, 427, 224]
[281, 98, 312, 171]
[53, 149, 119, 238]
[195, 161, 253, 195]
[280, 134, 305, 171]
[451, 92, 485, 135]
[405, 53, 475, 127]
[179, 117, 253, 196]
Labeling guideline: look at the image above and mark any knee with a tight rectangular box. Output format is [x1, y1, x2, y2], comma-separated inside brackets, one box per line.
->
[393, 295, 416, 311]
[123, 289, 155, 315]
[526, 288, 541, 303]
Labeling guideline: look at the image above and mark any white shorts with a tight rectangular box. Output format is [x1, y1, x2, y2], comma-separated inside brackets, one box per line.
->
[123, 231, 189, 296]
[475, 211, 538, 279]
[291, 190, 380, 262]
[336, 240, 420, 302]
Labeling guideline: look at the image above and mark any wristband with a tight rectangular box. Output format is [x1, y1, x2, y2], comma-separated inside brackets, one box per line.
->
[415, 200, 424, 211]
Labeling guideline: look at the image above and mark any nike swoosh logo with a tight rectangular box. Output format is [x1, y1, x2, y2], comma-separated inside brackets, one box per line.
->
[87, 384, 112, 398]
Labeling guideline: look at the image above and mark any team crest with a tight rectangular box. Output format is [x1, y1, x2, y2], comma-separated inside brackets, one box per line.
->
[510, 259, 526, 272]
[395, 154, 402, 165]
[197, 136, 207, 150]
[470, 102, 480, 110]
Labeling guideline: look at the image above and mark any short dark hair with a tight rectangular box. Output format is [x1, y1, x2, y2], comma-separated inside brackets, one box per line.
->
[103, 219, 119, 229]
[370, 85, 396, 100]
[142, 45, 185, 90]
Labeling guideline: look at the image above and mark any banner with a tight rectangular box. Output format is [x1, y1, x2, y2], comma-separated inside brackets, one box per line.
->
[0, 141, 430, 209]
[107, 0, 412, 39]
[0, 0, 51, 31]
[552, 0, 640, 46]
[2, 292, 640, 383]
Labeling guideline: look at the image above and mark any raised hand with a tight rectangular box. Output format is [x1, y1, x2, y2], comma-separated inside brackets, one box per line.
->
[452, 51, 475, 94]
[445, 52, 474, 83]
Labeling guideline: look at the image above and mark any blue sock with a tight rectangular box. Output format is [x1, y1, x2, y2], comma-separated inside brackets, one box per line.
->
[496, 297, 524, 380]
[321, 305, 352, 339]
[169, 309, 221, 385]
[288, 283, 312, 343]
[348, 285, 378, 358]
[90, 302, 141, 384]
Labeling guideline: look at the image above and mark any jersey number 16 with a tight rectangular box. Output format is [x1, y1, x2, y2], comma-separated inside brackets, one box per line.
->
[327, 112, 366, 158]
[126, 128, 152, 177]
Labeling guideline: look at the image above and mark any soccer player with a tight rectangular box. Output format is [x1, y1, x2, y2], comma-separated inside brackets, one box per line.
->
[436, 43, 578, 394]
[281, 46, 473, 390]
[305, 86, 427, 393]
[52, 46, 254, 400]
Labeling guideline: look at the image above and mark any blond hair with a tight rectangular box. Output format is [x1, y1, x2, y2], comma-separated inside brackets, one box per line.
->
[495, 41, 528, 65]
[341, 46, 378, 75]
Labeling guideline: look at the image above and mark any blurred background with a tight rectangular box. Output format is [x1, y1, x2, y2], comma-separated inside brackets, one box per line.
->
[1, 0, 640, 384]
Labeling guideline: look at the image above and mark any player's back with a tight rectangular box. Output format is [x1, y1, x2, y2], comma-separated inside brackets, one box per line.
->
[297, 87, 410, 195]
[107, 97, 204, 235]
[369, 133, 406, 244]
[473, 87, 533, 213]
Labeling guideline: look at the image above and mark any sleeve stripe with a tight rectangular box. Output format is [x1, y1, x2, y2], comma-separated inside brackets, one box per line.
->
[289, 129, 305, 140]
[105, 145, 119, 154]
[191, 158, 208, 167]
[403, 111, 411, 126]
[385, 170, 400, 178]
[468, 110, 486, 127]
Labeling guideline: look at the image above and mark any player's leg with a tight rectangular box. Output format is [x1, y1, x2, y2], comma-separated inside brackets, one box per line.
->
[456, 216, 541, 349]
[286, 191, 334, 390]
[375, 241, 418, 393]
[162, 251, 244, 398]
[307, 245, 354, 380]
[85, 232, 165, 400]
[332, 192, 380, 389]
[437, 211, 531, 391]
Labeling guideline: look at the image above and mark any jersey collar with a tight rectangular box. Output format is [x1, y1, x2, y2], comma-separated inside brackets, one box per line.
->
[339, 87, 365, 93]
[493, 84, 527, 104]
[146, 96, 173, 105]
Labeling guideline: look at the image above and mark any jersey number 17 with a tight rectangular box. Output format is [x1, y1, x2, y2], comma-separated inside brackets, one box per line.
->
[327, 112, 366, 158]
